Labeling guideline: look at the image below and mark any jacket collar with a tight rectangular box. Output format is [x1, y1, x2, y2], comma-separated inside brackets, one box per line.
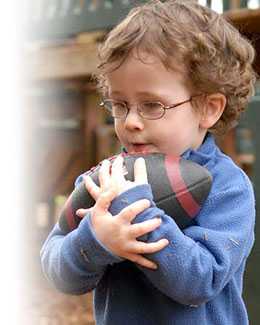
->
[181, 132, 217, 167]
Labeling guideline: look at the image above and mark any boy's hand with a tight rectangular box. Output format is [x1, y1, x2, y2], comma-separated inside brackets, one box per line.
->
[76, 155, 169, 269]
[76, 155, 147, 217]
[84, 155, 149, 200]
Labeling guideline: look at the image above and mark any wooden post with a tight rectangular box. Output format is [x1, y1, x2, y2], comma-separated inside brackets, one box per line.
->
[230, 0, 242, 9]
[240, 0, 248, 8]
[223, 0, 231, 10]
[83, 91, 104, 169]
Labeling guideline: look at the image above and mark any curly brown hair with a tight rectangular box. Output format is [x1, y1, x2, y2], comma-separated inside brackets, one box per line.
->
[94, 0, 257, 135]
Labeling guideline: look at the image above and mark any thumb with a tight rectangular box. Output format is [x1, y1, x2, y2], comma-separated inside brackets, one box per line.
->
[76, 208, 92, 218]
[94, 187, 118, 215]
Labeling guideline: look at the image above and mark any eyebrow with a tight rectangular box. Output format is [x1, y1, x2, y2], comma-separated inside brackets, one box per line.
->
[109, 91, 123, 96]
[109, 90, 168, 102]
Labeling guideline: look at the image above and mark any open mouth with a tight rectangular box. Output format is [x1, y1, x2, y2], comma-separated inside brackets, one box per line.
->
[129, 143, 151, 153]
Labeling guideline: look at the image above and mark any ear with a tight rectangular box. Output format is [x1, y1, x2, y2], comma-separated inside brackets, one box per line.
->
[199, 93, 226, 129]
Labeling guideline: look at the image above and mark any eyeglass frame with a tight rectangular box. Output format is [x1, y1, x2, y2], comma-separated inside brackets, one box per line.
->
[99, 94, 202, 120]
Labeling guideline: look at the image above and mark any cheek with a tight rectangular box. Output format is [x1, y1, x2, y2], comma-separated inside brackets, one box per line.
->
[114, 122, 124, 140]
[153, 122, 178, 139]
[154, 123, 187, 145]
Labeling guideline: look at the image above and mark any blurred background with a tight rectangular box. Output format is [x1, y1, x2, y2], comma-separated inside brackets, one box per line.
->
[22, 1, 260, 324]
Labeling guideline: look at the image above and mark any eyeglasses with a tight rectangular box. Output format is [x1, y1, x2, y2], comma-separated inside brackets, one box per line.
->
[99, 95, 200, 120]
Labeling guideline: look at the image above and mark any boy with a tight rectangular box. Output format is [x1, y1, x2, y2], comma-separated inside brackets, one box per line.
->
[41, 1, 256, 324]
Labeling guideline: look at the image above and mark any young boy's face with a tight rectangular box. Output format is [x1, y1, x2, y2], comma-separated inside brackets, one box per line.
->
[106, 52, 206, 156]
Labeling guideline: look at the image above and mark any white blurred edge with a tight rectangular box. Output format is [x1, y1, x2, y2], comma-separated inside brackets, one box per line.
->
[0, 1, 21, 325]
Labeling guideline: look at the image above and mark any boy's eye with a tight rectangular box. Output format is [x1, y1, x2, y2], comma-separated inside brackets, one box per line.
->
[112, 101, 127, 110]
[141, 102, 163, 109]
[139, 102, 164, 119]
[110, 101, 127, 117]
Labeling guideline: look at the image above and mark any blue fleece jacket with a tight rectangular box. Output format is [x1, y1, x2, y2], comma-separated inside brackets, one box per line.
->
[40, 134, 255, 325]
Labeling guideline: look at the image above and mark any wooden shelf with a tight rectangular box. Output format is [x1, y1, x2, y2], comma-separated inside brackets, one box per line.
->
[24, 41, 99, 81]
[225, 8, 260, 33]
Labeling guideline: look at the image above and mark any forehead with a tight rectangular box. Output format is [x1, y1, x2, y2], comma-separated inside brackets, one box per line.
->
[106, 52, 189, 98]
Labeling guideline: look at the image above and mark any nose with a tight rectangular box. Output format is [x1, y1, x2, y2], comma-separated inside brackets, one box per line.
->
[123, 109, 145, 131]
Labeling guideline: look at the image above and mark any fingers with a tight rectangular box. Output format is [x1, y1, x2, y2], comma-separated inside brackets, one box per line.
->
[130, 238, 169, 255]
[124, 238, 169, 269]
[84, 176, 101, 201]
[134, 157, 148, 184]
[119, 199, 151, 223]
[129, 218, 162, 238]
[99, 159, 111, 190]
[111, 155, 126, 184]
[125, 253, 158, 270]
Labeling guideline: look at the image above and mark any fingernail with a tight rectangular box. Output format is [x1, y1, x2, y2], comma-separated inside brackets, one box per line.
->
[102, 159, 110, 165]
[116, 155, 124, 162]
[152, 218, 161, 225]
[137, 157, 145, 163]
[83, 176, 92, 188]
[84, 175, 91, 182]
[76, 210, 83, 217]
[144, 199, 151, 206]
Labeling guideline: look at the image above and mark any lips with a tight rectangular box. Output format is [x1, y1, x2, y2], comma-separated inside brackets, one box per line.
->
[128, 143, 151, 153]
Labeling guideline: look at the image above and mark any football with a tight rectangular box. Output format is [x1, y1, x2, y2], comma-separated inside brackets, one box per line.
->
[58, 152, 212, 233]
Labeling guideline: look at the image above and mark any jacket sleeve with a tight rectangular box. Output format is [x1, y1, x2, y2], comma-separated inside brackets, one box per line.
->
[108, 172, 255, 306]
[40, 177, 123, 295]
